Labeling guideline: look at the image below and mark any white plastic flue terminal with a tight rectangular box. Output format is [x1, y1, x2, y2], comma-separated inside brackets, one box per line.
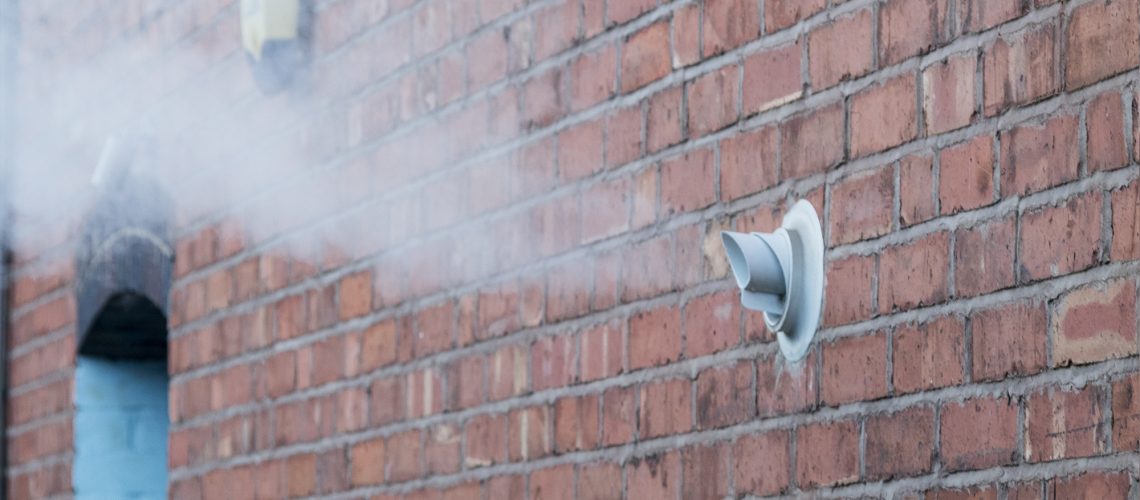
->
[721, 200, 824, 361]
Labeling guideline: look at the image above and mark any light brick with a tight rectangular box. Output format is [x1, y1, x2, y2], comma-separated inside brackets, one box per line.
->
[1052, 279, 1138, 366]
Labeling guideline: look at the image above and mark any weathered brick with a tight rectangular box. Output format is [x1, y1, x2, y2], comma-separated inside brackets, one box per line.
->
[695, 360, 755, 429]
[732, 430, 790, 496]
[924, 52, 977, 135]
[878, 232, 951, 313]
[900, 153, 936, 226]
[554, 395, 599, 453]
[720, 126, 778, 201]
[1065, 0, 1140, 90]
[579, 320, 623, 382]
[680, 444, 730, 499]
[629, 305, 681, 370]
[829, 165, 894, 245]
[865, 406, 936, 480]
[983, 23, 1058, 116]
[683, 291, 740, 357]
[703, 0, 759, 55]
[780, 102, 845, 179]
[602, 386, 636, 445]
[1111, 180, 1140, 262]
[1053, 278, 1138, 366]
[971, 301, 1048, 381]
[621, 22, 671, 93]
[880, 0, 946, 66]
[577, 463, 621, 500]
[957, 0, 1023, 33]
[1000, 114, 1080, 196]
[647, 86, 684, 153]
[823, 255, 875, 327]
[766, 0, 826, 33]
[508, 405, 551, 461]
[1087, 91, 1128, 172]
[1112, 373, 1140, 451]
[639, 378, 692, 438]
[954, 216, 1015, 297]
[742, 41, 802, 114]
[660, 147, 716, 215]
[607, 0, 654, 25]
[756, 351, 817, 416]
[1018, 192, 1102, 281]
[626, 452, 680, 499]
[795, 420, 859, 488]
[939, 134, 994, 212]
[808, 9, 873, 90]
[672, 4, 701, 67]
[686, 65, 739, 138]
[464, 415, 506, 468]
[851, 74, 919, 157]
[940, 396, 1019, 471]
[1049, 472, 1132, 498]
[531, 334, 575, 390]
[1025, 385, 1106, 462]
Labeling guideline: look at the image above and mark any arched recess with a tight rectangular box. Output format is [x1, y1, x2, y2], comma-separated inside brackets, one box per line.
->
[72, 163, 174, 499]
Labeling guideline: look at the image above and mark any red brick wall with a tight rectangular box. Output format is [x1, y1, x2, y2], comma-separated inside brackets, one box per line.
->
[5, 0, 1140, 498]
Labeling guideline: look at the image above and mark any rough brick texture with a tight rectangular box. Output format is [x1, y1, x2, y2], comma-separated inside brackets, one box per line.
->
[5, 0, 1139, 499]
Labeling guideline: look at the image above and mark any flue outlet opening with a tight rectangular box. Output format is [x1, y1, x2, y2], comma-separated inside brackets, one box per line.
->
[721, 200, 823, 361]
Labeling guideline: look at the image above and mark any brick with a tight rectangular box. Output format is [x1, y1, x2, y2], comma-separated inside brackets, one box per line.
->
[929, 485, 998, 500]
[554, 395, 599, 452]
[580, 177, 630, 244]
[823, 255, 875, 326]
[681, 444, 730, 499]
[350, 437, 385, 486]
[1025, 385, 1106, 462]
[621, 22, 671, 93]
[720, 126, 778, 201]
[743, 41, 802, 114]
[900, 154, 936, 226]
[695, 361, 755, 429]
[1007, 481, 1045, 500]
[756, 351, 817, 416]
[954, 216, 1015, 297]
[1065, 0, 1140, 90]
[486, 474, 526, 499]
[765, 0, 826, 32]
[532, 334, 575, 391]
[446, 356, 484, 410]
[940, 396, 1019, 471]
[1053, 279, 1138, 366]
[1018, 192, 1102, 281]
[569, 45, 616, 113]
[1086, 91, 1128, 172]
[780, 102, 845, 179]
[626, 452, 680, 499]
[971, 301, 1047, 381]
[683, 291, 741, 358]
[602, 386, 636, 445]
[1112, 373, 1140, 450]
[558, 119, 604, 181]
[672, 4, 701, 67]
[605, 106, 643, 168]
[957, 0, 1023, 33]
[812, 12, 875, 89]
[579, 320, 623, 382]
[638, 378, 692, 438]
[385, 430, 421, 482]
[1000, 115, 1079, 196]
[865, 406, 936, 480]
[1049, 472, 1132, 499]
[924, 52, 977, 135]
[822, 332, 889, 406]
[488, 344, 528, 401]
[578, 463, 621, 500]
[851, 73, 918, 157]
[509, 405, 551, 461]
[878, 232, 951, 313]
[687, 65, 739, 137]
[647, 86, 684, 153]
[608, 0, 654, 25]
[1111, 181, 1140, 261]
[795, 420, 859, 488]
[880, 0, 946, 65]
[661, 147, 716, 215]
[733, 430, 790, 496]
[337, 271, 372, 320]
[621, 235, 674, 302]
[534, 1, 579, 60]
[464, 414, 506, 468]
[414, 301, 454, 356]
[529, 465, 573, 500]
[629, 305, 681, 370]
[829, 165, 894, 245]
[521, 69, 565, 128]
[983, 23, 1058, 116]
[703, 0, 759, 55]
